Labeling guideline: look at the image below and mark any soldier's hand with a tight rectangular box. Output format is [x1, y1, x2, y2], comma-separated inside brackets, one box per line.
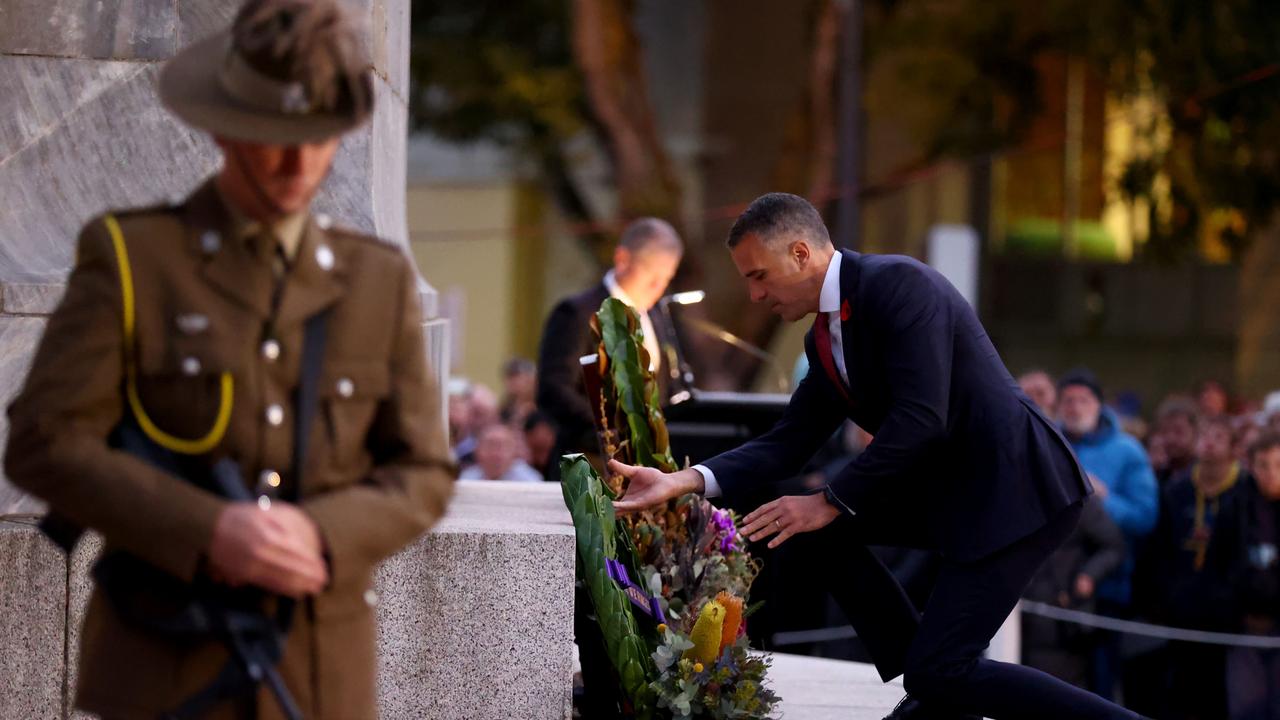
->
[610, 460, 703, 513]
[208, 502, 329, 598]
[269, 502, 326, 558]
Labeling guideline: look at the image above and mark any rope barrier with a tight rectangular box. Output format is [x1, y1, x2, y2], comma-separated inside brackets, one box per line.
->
[770, 601, 1280, 650]
[1018, 601, 1280, 649]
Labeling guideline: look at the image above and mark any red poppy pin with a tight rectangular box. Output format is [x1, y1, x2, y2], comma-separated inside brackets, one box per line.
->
[840, 299, 851, 322]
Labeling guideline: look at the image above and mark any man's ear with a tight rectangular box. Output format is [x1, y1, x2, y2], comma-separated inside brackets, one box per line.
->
[614, 246, 633, 274]
[791, 240, 811, 267]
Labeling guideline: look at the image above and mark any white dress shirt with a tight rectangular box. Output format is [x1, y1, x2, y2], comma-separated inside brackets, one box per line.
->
[817, 251, 848, 386]
[695, 252, 845, 498]
[603, 270, 662, 372]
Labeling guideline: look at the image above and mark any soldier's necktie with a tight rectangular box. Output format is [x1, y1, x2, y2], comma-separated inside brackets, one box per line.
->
[247, 230, 290, 278]
[813, 311, 851, 405]
[250, 231, 290, 325]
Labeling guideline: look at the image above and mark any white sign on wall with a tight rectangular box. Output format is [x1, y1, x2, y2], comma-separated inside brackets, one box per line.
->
[926, 224, 980, 308]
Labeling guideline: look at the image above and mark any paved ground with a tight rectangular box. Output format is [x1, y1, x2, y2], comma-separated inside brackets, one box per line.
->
[768, 653, 903, 719]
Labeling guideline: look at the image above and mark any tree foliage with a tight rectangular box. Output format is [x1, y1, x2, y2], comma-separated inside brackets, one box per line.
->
[409, 0, 680, 262]
[874, 0, 1280, 260]
[409, 0, 582, 150]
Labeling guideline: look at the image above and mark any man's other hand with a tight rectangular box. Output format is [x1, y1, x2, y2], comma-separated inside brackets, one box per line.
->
[740, 493, 840, 549]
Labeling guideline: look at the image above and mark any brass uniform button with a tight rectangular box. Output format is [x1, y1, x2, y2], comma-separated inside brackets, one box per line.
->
[262, 339, 281, 361]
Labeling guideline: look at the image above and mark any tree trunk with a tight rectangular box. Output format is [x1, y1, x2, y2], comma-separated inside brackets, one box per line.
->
[1236, 213, 1280, 398]
[571, 0, 682, 222]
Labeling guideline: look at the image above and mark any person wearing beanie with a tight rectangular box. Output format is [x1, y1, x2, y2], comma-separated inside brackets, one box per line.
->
[1057, 368, 1158, 700]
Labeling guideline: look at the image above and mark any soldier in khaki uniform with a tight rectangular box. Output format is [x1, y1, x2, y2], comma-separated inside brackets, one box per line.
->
[4, 1, 456, 718]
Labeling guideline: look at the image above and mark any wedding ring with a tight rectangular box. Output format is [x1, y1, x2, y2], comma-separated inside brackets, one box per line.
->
[774, 520, 782, 531]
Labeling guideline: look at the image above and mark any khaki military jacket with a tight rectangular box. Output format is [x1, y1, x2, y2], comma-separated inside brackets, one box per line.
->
[5, 179, 456, 719]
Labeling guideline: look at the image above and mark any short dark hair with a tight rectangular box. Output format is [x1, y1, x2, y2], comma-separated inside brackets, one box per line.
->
[1249, 431, 1280, 461]
[1155, 395, 1199, 427]
[726, 192, 832, 249]
[619, 217, 682, 256]
[1199, 413, 1233, 438]
[1057, 367, 1103, 402]
[1018, 368, 1054, 383]
[523, 410, 556, 433]
[503, 357, 534, 378]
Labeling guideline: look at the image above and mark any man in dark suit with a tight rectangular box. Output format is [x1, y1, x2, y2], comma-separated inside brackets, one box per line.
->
[536, 218, 682, 478]
[613, 194, 1142, 719]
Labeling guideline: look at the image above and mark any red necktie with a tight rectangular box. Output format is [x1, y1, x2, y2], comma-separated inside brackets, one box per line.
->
[813, 311, 851, 404]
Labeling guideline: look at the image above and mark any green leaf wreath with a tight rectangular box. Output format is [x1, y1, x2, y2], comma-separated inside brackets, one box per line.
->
[560, 298, 778, 719]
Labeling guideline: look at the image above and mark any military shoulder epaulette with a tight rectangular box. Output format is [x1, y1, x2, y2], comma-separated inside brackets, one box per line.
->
[109, 202, 181, 219]
[323, 223, 399, 255]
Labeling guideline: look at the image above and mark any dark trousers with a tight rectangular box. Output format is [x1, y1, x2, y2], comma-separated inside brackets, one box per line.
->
[812, 502, 1143, 719]
[1162, 642, 1227, 720]
[1228, 647, 1280, 720]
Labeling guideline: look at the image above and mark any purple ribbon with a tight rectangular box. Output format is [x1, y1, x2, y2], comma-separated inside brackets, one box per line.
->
[606, 559, 667, 624]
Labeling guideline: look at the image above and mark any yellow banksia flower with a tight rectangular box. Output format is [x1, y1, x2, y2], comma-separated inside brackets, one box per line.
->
[716, 591, 744, 653]
[683, 600, 726, 665]
[693, 662, 704, 673]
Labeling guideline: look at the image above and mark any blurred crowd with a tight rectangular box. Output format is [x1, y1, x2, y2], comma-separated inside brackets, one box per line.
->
[447, 358, 559, 483]
[1015, 368, 1280, 720]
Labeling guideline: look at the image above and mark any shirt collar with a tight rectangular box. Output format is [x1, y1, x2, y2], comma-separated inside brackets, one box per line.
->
[604, 269, 644, 311]
[213, 181, 309, 261]
[818, 251, 842, 313]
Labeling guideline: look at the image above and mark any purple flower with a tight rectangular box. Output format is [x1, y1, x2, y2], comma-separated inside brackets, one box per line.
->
[711, 509, 740, 553]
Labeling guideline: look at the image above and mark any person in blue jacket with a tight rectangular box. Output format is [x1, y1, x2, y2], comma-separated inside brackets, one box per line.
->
[1057, 368, 1158, 699]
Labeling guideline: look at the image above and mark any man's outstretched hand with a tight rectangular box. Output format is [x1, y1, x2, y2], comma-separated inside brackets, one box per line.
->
[609, 460, 705, 512]
[740, 493, 841, 549]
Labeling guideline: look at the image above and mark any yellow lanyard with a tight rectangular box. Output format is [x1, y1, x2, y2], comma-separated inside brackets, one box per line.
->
[104, 214, 234, 454]
[1186, 462, 1239, 571]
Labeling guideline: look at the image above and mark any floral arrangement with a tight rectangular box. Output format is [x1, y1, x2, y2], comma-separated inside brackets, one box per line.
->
[630, 494, 758, 630]
[650, 593, 778, 719]
[560, 298, 778, 719]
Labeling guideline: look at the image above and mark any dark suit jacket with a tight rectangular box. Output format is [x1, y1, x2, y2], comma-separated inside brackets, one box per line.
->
[536, 282, 672, 462]
[705, 250, 1090, 562]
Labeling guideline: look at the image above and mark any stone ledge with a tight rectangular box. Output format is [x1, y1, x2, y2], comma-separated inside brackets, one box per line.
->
[375, 480, 575, 720]
[0, 518, 66, 719]
[1, 481, 577, 720]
